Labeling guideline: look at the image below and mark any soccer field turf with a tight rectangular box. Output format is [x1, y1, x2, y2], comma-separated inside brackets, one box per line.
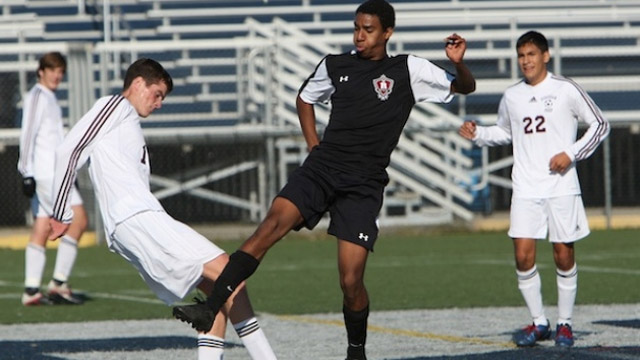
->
[0, 228, 638, 324]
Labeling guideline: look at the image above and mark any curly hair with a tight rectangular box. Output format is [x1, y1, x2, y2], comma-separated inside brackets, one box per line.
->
[356, 0, 395, 30]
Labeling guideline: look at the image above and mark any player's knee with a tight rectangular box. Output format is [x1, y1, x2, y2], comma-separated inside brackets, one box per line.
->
[515, 254, 535, 271]
[339, 273, 364, 294]
[553, 254, 575, 271]
[514, 248, 534, 268]
[70, 207, 89, 233]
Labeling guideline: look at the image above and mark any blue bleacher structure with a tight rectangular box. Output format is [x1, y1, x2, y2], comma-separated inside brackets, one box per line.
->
[1, 0, 638, 228]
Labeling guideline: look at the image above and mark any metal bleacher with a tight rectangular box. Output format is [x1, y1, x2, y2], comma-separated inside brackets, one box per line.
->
[1, 0, 639, 227]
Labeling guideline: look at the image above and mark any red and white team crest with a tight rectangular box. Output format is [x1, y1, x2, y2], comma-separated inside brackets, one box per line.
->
[373, 74, 394, 101]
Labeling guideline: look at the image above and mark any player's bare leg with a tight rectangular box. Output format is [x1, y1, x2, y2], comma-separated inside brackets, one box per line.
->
[338, 240, 369, 360]
[240, 197, 304, 260]
[512, 238, 550, 346]
[513, 238, 536, 272]
[177, 255, 277, 359]
[66, 204, 88, 240]
[23, 216, 51, 305]
[195, 277, 229, 359]
[553, 241, 577, 346]
[28, 216, 50, 247]
[552, 242, 574, 271]
[47, 204, 88, 304]
[174, 197, 304, 332]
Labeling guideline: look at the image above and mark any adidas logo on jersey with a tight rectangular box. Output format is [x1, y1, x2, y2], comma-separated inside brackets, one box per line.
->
[529, 97, 537, 103]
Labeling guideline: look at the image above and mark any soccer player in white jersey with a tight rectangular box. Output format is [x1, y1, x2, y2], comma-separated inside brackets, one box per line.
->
[459, 31, 610, 347]
[172, 1, 475, 359]
[47, 58, 276, 360]
[17, 52, 88, 306]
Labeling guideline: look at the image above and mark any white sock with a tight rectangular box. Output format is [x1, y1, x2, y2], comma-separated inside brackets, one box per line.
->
[234, 317, 277, 360]
[556, 263, 578, 326]
[517, 265, 547, 326]
[197, 333, 224, 360]
[52, 235, 79, 282]
[25, 243, 46, 289]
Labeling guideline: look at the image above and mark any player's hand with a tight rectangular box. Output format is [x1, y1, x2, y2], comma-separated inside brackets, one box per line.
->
[549, 152, 572, 174]
[444, 33, 467, 64]
[458, 120, 477, 140]
[48, 218, 70, 241]
[22, 177, 36, 198]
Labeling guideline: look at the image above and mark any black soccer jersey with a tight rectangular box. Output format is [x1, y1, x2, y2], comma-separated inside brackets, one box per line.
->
[299, 51, 454, 177]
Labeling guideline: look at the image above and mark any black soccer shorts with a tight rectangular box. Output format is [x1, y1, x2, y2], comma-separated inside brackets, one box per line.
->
[277, 159, 385, 251]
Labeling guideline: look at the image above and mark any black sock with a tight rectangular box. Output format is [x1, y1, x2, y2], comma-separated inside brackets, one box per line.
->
[25, 287, 39, 296]
[52, 279, 64, 287]
[343, 304, 369, 355]
[206, 250, 260, 314]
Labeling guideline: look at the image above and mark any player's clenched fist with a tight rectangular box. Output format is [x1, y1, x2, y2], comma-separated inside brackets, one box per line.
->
[444, 33, 467, 64]
[458, 120, 477, 140]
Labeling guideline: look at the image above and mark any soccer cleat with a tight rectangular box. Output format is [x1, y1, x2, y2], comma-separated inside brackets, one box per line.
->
[47, 280, 84, 305]
[173, 298, 215, 333]
[21, 291, 52, 306]
[513, 321, 551, 346]
[555, 323, 575, 347]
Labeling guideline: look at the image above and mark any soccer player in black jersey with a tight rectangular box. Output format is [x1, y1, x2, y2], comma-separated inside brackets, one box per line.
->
[174, 1, 476, 358]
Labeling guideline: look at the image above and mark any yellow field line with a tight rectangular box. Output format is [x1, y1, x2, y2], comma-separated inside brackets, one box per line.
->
[0, 232, 98, 249]
[277, 314, 516, 349]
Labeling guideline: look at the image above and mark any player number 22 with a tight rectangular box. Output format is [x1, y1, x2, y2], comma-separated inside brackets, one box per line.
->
[523, 116, 546, 134]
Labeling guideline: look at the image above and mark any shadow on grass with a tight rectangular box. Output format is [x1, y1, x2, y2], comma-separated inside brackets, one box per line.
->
[593, 318, 640, 330]
[387, 345, 640, 360]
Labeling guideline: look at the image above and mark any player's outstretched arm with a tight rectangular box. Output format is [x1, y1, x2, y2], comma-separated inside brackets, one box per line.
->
[445, 33, 476, 95]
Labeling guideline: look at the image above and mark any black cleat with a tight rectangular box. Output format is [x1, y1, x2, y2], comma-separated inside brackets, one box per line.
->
[345, 344, 367, 360]
[47, 281, 85, 305]
[172, 298, 215, 333]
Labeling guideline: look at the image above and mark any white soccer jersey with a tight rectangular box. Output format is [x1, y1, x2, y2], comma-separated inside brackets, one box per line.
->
[17, 84, 65, 180]
[473, 72, 610, 198]
[51, 95, 164, 240]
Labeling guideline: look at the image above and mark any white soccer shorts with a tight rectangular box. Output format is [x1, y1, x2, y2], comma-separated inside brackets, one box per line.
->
[110, 211, 225, 305]
[508, 195, 590, 243]
[33, 180, 82, 218]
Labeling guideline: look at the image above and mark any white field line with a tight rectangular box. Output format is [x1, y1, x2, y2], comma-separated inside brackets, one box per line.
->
[0, 279, 165, 305]
[471, 259, 640, 275]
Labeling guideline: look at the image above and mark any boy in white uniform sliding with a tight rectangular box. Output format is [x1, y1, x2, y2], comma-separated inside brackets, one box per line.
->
[49, 58, 277, 360]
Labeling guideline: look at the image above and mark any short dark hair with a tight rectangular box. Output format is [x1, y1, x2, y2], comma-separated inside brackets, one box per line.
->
[122, 58, 173, 94]
[516, 31, 549, 53]
[38, 52, 66, 75]
[356, 0, 395, 30]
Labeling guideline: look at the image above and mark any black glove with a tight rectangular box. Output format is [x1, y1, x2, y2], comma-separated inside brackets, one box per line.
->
[22, 177, 36, 198]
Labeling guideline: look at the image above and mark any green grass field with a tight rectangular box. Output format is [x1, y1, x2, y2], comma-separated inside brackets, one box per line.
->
[1, 228, 638, 325]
